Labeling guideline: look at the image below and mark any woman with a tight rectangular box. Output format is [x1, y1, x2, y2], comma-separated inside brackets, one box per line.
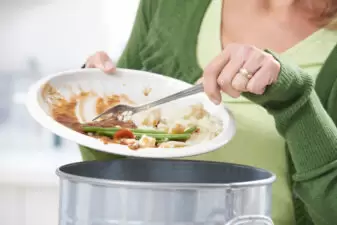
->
[81, 0, 337, 224]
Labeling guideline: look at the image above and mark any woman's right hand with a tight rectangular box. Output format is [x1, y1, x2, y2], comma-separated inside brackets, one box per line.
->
[84, 51, 116, 74]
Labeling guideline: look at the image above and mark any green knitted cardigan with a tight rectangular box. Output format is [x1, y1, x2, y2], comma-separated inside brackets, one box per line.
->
[80, 1, 337, 224]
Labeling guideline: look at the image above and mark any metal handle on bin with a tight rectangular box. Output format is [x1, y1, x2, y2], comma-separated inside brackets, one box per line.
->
[226, 215, 274, 225]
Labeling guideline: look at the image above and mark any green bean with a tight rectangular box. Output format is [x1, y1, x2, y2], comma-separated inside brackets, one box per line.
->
[134, 129, 167, 134]
[95, 130, 191, 141]
[184, 126, 198, 134]
[156, 138, 169, 144]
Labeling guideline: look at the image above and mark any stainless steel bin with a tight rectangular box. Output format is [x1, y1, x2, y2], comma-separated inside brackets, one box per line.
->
[56, 158, 275, 225]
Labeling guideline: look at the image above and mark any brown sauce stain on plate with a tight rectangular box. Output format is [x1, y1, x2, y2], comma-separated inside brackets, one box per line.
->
[96, 94, 121, 115]
[42, 83, 137, 141]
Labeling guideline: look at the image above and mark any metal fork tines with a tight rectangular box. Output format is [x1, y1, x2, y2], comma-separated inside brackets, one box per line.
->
[92, 83, 204, 121]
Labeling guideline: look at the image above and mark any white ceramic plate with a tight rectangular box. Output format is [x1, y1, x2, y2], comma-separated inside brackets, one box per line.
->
[26, 68, 235, 158]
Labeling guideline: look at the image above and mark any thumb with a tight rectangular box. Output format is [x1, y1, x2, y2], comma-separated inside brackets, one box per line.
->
[103, 60, 116, 74]
[96, 52, 116, 74]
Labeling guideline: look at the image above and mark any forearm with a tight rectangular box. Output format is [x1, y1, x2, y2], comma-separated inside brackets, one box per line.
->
[281, 91, 337, 224]
[244, 53, 337, 223]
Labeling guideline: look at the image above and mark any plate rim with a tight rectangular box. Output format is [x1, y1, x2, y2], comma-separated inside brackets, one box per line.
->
[26, 68, 236, 158]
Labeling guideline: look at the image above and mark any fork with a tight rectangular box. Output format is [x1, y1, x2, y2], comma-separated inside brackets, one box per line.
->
[92, 83, 204, 121]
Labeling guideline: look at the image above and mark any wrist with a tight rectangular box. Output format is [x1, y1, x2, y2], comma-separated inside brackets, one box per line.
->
[243, 50, 314, 110]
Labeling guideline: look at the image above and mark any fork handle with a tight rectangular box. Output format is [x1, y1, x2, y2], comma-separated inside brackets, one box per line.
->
[136, 83, 204, 112]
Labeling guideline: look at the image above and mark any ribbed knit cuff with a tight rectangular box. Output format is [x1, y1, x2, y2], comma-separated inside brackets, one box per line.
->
[243, 50, 314, 134]
[244, 50, 337, 177]
[290, 96, 337, 181]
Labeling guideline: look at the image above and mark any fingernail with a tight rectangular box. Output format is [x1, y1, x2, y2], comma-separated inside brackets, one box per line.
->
[104, 61, 114, 70]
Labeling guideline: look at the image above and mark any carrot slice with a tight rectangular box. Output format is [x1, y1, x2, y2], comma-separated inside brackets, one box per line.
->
[114, 129, 135, 139]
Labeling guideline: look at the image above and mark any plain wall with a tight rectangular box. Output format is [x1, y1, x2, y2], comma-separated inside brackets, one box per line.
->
[0, 0, 139, 74]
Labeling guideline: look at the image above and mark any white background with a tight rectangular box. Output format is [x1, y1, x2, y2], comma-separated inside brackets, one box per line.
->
[0, 0, 139, 74]
[0, 1, 139, 224]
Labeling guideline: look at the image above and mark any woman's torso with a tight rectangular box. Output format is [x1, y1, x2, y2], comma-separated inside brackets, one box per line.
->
[134, 1, 337, 224]
[195, 1, 337, 224]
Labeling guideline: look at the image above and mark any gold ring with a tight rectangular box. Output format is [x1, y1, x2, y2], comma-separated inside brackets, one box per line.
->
[239, 68, 253, 79]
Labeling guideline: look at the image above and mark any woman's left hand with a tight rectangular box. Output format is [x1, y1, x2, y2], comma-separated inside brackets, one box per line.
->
[202, 43, 281, 105]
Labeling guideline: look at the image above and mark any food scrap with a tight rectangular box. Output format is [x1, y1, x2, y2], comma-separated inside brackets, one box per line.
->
[44, 83, 222, 150]
[143, 87, 152, 96]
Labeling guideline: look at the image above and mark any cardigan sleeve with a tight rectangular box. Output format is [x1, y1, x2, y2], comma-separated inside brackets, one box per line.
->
[116, 0, 159, 69]
[243, 49, 337, 224]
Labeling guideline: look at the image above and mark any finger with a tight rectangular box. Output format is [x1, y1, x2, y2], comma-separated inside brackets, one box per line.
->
[216, 47, 247, 98]
[241, 51, 264, 76]
[98, 54, 116, 74]
[231, 51, 264, 91]
[217, 59, 243, 97]
[92, 53, 114, 74]
[203, 50, 231, 104]
[246, 60, 277, 95]
[231, 72, 249, 92]
[103, 60, 115, 74]
[85, 56, 96, 68]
